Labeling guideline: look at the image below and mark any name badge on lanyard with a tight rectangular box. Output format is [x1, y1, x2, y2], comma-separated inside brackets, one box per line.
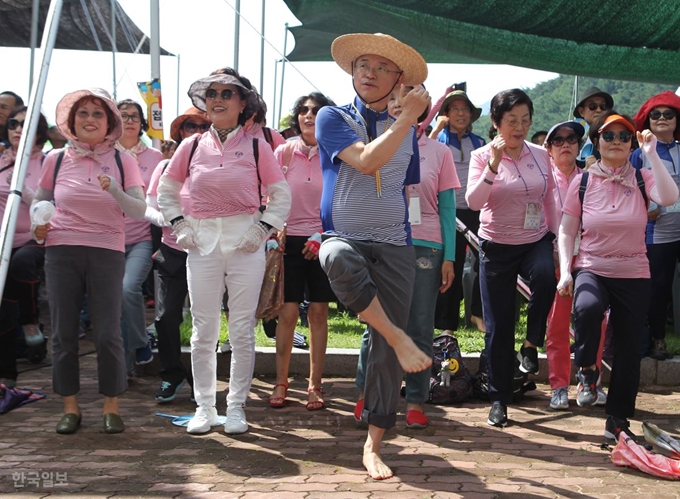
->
[666, 175, 680, 213]
[408, 188, 422, 225]
[524, 202, 542, 230]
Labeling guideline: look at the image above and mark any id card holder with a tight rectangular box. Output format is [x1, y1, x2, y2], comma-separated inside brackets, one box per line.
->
[666, 175, 680, 213]
[524, 202, 542, 230]
[409, 193, 422, 225]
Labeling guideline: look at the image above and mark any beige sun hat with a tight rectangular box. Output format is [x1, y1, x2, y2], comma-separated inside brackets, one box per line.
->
[55, 88, 122, 144]
[187, 74, 259, 113]
[331, 33, 428, 86]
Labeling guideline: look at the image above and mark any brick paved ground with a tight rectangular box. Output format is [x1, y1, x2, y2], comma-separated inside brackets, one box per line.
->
[1, 337, 680, 499]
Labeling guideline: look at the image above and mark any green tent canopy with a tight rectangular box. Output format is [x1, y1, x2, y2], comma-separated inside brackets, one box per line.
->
[282, 0, 680, 85]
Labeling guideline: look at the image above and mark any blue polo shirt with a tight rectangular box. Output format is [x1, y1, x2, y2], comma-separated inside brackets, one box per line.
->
[436, 128, 485, 209]
[315, 97, 420, 246]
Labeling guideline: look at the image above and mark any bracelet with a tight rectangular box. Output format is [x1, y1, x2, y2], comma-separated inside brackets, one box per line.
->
[483, 178, 494, 185]
[486, 160, 498, 174]
[169, 215, 184, 226]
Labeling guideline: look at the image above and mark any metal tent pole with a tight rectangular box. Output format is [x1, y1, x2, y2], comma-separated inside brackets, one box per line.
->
[272, 59, 279, 126]
[29, 0, 40, 92]
[233, 0, 240, 71]
[111, 0, 117, 100]
[259, 0, 265, 94]
[0, 0, 64, 299]
[150, 0, 161, 148]
[276, 23, 288, 128]
[176, 53, 181, 118]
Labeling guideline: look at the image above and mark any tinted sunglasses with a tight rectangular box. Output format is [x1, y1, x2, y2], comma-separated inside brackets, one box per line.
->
[550, 134, 579, 147]
[183, 122, 211, 133]
[7, 118, 24, 130]
[299, 105, 321, 115]
[586, 102, 609, 112]
[649, 109, 677, 121]
[205, 88, 236, 100]
[601, 131, 633, 143]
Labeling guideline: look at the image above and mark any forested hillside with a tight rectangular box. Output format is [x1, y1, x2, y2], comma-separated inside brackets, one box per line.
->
[471, 75, 673, 140]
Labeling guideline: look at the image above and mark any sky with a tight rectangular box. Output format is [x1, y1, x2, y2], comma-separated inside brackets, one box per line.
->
[0, 0, 559, 135]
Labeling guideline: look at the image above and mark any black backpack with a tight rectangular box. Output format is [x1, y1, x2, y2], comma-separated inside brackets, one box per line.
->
[426, 334, 473, 405]
[472, 351, 536, 402]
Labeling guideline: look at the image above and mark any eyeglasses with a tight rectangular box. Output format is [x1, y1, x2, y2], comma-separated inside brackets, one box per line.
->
[649, 109, 677, 121]
[550, 134, 579, 147]
[600, 131, 633, 143]
[7, 118, 24, 130]
[120, 113, 141, 123]
[183, 122, 211, 133]
[205, 88, 236, 101]
[354, 63, 403, 78]
[299, 105, 321, 116]
[502, 117, 532, 129]
[586, 101, 609, 112]
[448, 106, 471, 114]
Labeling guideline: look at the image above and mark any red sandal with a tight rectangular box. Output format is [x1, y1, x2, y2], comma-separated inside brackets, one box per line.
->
[269, 382, 289, 408]
[306, 386, 325, 411]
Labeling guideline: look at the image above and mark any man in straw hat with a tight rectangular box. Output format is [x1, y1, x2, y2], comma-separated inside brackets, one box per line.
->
[315, 33, 432, 480]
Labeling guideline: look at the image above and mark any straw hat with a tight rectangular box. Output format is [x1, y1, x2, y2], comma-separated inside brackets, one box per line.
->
[170, 107, 211, 143]
[55, 88, 121, 144]
[438, 90, 482, 123]
[331, 33, 428, 86]
[187, 74, 259, 113]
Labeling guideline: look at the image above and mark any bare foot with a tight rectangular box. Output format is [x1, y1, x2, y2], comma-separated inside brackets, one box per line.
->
[392, 333, 432, 373]
[471, 315, 486, 332]
[363, 450, 393, 480]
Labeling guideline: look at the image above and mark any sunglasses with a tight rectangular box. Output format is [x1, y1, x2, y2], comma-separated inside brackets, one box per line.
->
[649, 109, 677, 121]
[205, 88, 236, 101]
[550, 134, 579, 147]
[183, 122, 211, 133]
[299, 105, 321, 116]
[7, 118, 24, 131]
[586, 102, 609, 112]
[600, 131, 633, 143]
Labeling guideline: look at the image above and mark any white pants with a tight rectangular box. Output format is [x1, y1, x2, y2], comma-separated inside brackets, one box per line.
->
[187, 242, 265, 410]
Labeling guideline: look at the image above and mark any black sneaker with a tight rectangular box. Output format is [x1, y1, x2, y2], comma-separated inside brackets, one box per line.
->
[604, 416, 652, 449]
[517, 346, 539, 374]
[487, 402, 508, 427]
[649, 339, 669, 360]
[576, 367, 599, 406]
[155, 379, 185, 403]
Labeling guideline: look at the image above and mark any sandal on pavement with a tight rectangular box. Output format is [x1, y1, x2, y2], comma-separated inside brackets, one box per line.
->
[269, 382, 289, 408]
[306, 387, 325, 411]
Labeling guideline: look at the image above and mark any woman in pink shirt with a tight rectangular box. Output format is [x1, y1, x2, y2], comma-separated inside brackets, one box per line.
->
[115, 99, 163, 371]
[32, 88, 147, 434]
[558, 111, 678, 441]
[269, 92, 336, 411]
[466, 89, 558, 427]
[157, 69, 291, 436]
[543, 121, 607, 411]
[0, 107, 48, 386]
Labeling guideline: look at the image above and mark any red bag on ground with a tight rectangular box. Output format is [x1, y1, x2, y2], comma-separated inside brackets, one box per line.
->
[611, 431, 680, 480]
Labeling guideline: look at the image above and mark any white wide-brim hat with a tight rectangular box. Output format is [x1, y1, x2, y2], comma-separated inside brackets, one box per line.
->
[55, 88, 122, 144]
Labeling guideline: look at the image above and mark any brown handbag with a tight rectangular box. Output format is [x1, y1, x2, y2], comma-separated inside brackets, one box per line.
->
[255, 228, 286, 321]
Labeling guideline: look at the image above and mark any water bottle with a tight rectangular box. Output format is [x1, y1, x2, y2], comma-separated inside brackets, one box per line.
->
[31, 200, 56, 225]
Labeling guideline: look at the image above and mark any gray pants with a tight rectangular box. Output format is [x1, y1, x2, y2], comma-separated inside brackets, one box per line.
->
[46, 246, 127, 397]
[319, 237, 415, 429]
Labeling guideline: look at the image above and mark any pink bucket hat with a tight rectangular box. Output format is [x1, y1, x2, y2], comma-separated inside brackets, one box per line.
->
[55, 88, 122, 145]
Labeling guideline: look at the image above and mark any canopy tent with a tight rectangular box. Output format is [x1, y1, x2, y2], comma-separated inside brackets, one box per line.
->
[282, 0, 680, 85]
[0, 0, 172, 55]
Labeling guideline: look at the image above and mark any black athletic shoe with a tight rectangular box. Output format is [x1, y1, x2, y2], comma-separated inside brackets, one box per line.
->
[576, 367, 599, 407]
[155, 379, 185, 403]
[487, 402, 508, 427]
[604, 416, 652, 449]
[518, 345, 539, 374]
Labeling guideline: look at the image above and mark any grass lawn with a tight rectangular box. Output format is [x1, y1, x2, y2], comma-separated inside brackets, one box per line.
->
[178, 301, 680, 356]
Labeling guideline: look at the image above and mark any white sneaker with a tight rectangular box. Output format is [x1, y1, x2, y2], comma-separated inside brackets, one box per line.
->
[224, 406, 248, 434]
[594, 385, 608, 405]
[186, 406, 218, 434]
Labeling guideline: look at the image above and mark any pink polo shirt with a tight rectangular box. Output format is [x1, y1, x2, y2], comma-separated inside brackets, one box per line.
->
[0, 152, 43, 247]
[552, 165, 582, 209]
[163, 128, 285, 219]
[147, 159, 191, 252]
[124, 146, 163, 245]
[248, 124, 287, 151]
[409, 136, 460, 244]
[562, 165, 656, 279]
[468, 142, 556, 245]
[39, 148, 144, 252]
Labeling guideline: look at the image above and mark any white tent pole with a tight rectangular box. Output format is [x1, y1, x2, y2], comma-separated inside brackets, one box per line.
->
[276, 24, 288, 128]
[29, 0, 40, 92]
[233, 0, 240, 71]
[259, 0, 265, 94]
[176, 53, 181, 118]
[0, 0, 64, 300]
[150, 0, 161, 148]
[111, 0, 117, 100]
[272, 59, 279, 125]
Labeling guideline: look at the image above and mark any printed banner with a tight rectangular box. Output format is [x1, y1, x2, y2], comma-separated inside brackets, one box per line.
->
[137, 78, 164, 141]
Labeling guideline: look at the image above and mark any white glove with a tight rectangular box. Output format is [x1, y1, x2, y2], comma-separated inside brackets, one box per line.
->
[236, 222, 269, 253]
[172, 218, 198, 250]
